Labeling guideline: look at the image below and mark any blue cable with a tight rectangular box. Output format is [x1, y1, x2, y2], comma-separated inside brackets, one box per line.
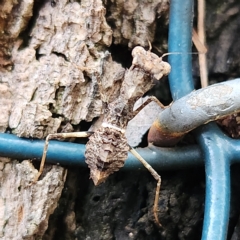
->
[168, 0, 231, 239]
[195, 123, 230, 240]
[0, 133, 203, 170]
[168, 0, 194, 100]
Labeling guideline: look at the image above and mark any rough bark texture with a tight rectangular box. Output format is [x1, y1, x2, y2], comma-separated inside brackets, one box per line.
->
[0, 157, 66, 240]
[106, 0, 169, 48]
[0, 0, 240, 239]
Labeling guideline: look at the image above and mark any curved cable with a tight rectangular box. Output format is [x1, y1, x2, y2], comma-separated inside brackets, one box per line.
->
[167, 1, 231, 239]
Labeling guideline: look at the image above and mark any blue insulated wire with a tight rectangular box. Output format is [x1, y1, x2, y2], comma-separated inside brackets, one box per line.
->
[195, 123, 230, 240]
[1, 128, 240, 169]
[168, 0, 231, 239]
[168, 0, 194, 100]
[0, 133, 203, 170]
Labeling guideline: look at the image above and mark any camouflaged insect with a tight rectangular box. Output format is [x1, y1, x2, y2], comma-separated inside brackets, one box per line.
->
[85, 46, 171, 185]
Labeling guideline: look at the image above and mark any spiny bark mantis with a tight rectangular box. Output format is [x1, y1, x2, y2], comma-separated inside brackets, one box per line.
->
[34, 46, 171, 227]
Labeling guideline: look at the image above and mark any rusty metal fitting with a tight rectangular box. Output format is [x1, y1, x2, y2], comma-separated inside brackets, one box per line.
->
[148, 120, 184, 146]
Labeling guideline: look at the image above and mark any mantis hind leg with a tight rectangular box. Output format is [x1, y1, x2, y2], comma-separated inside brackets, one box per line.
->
[33, 132, 93, 182]
[128, 145, 162, 227]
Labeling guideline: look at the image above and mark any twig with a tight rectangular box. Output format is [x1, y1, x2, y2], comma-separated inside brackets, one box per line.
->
[197, 0, 208, 87]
